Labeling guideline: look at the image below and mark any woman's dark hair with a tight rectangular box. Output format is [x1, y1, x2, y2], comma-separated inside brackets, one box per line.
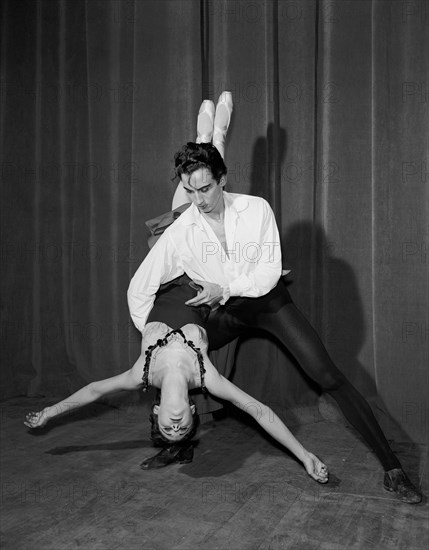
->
[173, 142, 227, 184]
[149, 390, 199, 447]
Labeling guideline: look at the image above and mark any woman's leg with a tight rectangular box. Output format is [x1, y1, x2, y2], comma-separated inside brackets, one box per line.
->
[196, 99, 215, 144]
[255, 302, 401, 471]
[172, 99, 215, 210]
[213, 92, 233, 159]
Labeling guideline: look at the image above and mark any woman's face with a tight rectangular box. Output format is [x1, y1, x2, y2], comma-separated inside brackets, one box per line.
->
[153, 401, 196, 442]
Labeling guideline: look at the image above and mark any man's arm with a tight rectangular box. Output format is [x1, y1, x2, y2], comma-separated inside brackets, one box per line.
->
[127, 231, 184, 332]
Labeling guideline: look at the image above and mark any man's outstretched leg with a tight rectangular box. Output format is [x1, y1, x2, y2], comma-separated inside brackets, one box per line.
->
[256, 299, 422, 503]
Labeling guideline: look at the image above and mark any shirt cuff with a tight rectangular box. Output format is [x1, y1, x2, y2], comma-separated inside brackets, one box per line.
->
[228, 277, 249, 297]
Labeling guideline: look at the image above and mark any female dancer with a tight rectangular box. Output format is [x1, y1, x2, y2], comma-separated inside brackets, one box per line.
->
[24, 320, 329, 484]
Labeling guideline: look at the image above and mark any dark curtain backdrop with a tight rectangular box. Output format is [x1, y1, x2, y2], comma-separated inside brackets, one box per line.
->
[1, 0, 427, 443]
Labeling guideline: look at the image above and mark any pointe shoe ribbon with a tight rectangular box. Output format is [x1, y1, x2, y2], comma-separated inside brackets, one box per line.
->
[196, 100, 215, 143]
[213, 91, 233, 159]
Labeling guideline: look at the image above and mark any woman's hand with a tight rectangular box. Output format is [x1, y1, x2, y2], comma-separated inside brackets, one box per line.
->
[302, 452, 329, 483]
[24, 409, 49, 429]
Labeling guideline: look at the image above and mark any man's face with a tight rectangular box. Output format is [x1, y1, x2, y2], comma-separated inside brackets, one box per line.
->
[180, 168, 225, 215]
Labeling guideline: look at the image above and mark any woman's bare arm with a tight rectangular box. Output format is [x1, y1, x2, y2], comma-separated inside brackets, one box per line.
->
[24, 355, 145, 429]
[204, 359, 328, 483]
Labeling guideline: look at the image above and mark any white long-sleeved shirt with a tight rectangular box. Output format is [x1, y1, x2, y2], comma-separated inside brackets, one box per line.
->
[127, 192, 283, 332]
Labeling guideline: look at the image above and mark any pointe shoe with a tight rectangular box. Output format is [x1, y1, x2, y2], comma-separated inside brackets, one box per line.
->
[196, 100, 215, 144]
[383, 468, 422, 504]
[213, 91, 233, 158]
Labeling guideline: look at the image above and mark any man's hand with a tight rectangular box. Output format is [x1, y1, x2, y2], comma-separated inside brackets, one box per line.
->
[185, 279, 224, 308]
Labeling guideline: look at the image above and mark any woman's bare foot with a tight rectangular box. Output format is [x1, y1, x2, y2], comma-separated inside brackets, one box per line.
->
[303, 452, 329, 483]
[24, 409, 50, 429]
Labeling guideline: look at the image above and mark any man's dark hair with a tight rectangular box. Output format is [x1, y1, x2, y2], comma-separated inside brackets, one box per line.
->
[173, 142, 227, 184]
[149, 390, 199, 447]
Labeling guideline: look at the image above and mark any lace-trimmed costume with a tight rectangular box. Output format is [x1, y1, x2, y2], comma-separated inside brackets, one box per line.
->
[141, 322, 208, 393]
[144, 277, 237, 420]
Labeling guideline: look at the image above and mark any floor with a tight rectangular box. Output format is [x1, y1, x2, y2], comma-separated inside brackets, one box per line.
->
[1, 397, 428, 550]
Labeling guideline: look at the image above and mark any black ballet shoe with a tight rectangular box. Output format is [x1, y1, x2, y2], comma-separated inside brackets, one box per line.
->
[140, 446, 182, 469]
[383, 468, 422, 504]
[140, 443, 193, 470]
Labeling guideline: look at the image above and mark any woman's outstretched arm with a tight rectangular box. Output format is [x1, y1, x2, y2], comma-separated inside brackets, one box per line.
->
[24, 355, 145, 429]
[204, 359, 328, 483]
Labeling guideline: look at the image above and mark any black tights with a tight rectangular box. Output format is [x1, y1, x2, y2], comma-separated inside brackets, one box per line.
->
[207, 298, 401, 471]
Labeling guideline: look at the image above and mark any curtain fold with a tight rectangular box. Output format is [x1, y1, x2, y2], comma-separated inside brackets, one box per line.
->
[1, 0, 427, 442]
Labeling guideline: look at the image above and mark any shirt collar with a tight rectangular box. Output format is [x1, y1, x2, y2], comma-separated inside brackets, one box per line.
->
[181, 191, 249, 228]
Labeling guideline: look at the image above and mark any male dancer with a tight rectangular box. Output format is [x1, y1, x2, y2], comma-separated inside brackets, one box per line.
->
[129, 140, 422, 504]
